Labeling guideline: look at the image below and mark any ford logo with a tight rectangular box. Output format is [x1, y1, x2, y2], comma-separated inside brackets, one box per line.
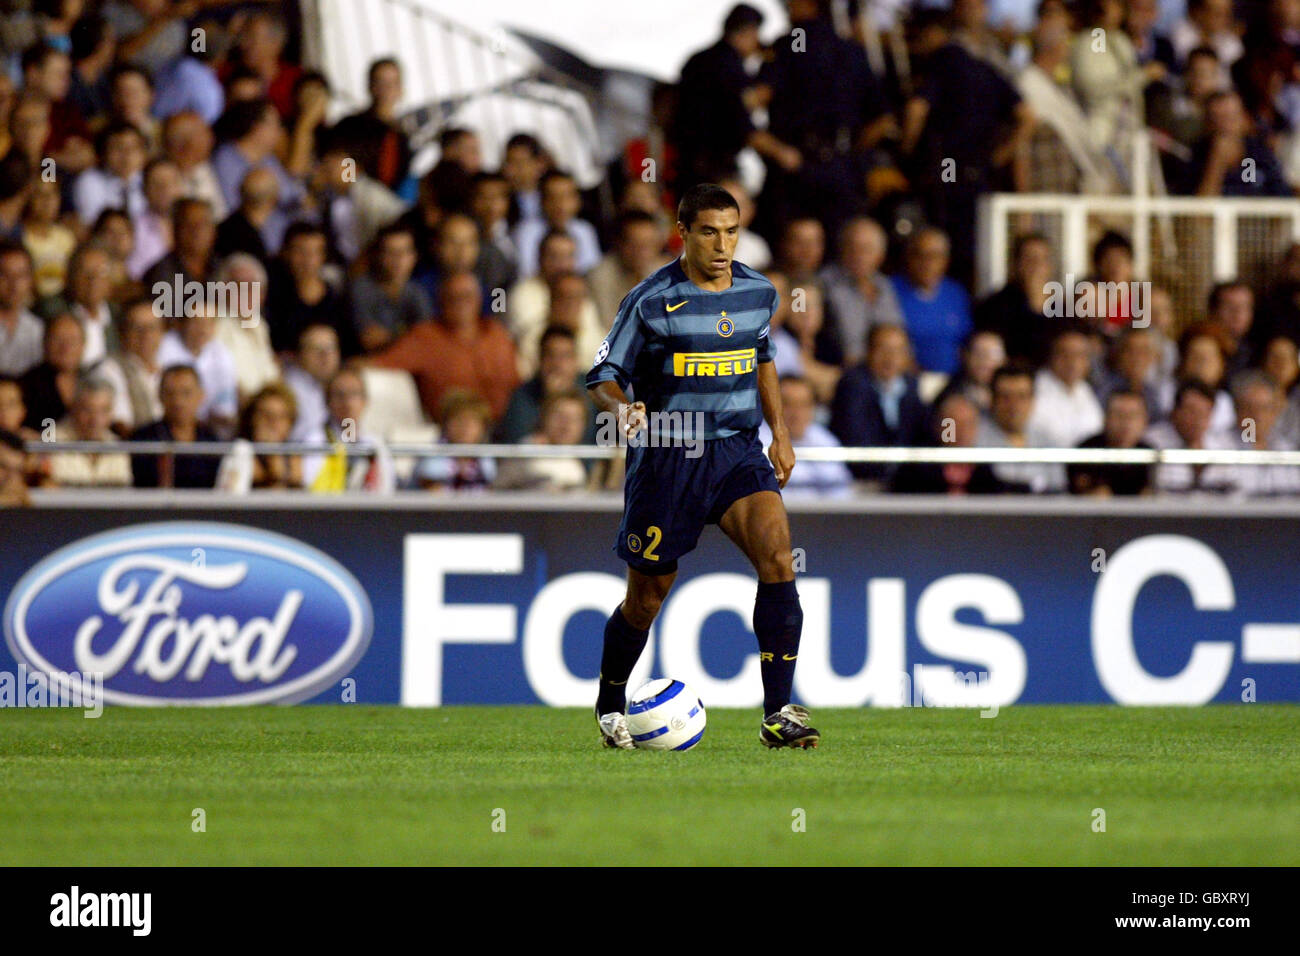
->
[3, 522, 373, 706]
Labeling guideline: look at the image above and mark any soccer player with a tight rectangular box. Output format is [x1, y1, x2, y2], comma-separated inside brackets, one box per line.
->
[586, 183, 818, 750]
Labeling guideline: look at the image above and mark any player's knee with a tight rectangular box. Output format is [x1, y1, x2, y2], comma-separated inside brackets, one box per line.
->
[756, 545, 795, 582]
[624, 578, 672, 628]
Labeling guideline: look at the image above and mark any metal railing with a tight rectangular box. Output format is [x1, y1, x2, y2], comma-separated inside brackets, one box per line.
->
[23, 441, 1300, 467]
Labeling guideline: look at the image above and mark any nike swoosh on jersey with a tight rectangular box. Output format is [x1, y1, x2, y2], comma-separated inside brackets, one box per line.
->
[665, 300, 688, 312]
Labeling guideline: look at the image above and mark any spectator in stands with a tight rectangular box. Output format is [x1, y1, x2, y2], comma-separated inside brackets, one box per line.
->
[210, 98, 305, 217]
[495, 389, 590, 491]
[471, 171, 517, 270]
[161, 110, 226, 219]
[130, 364, 220, 489]
[216, 166, 279, 263]
[142, 197, 219, 290]
[1189, 90, 1291, 196]
[20, 177, 75, 300]
[1028, 327, 1105, 447]
[672, 4, 792, 189]
[67, 13, 114, 121]
[20, 312, 83, 430]
[104, 62, 157, 149]
[414, 212, 505, 310]
[222, 10, 301, 119]
[1201, 371, 1300, 495]
[151, 33, 224, 126]
[535, 271, 611, 390]
[498, 325, 595, 444]
[1147, 284, 1180, 382]
[21, 41, 91, 171]
[1068, 390, 1154, 496]
[218, 382, 303, 492]
[588, 210, 666, 326]
[73, 122, 148, 226]
[267, 221, 352, 355]
[330, 58, 412, 192]
[934, 329, 1006, 416]
[891, 228, 972, 375]
[506, 230, 601, 377]
[303, 366, 395, 493]
[212, 253, 278, 401]
[5, 95, 52, 178]
[890, 391, 1009, 495]
[1258, 242, 1300, 347]
[1206, 280, 1256, 377]
[370, 271, 518, 423]
[0, 375, 31, 439]
[0, 428, 30, 506]
[512, 170, 600, 278]
[1071, 0, 1156, 176]
[284, 323, 338, 443]
[902, 10, 1030, 286]
[977, 361, 1065, 492]
[769, 277, 839, 405]
[777, 218, 825, 287]
[973, 232, 1055, 365]
[1261, 333, 1300, 446]
[156, 307, 237, 433]
[44, 243, 115, 367]
[126, 155, 181, 280]
[1172, 0, 1244, 67]
[415, 389, 496, 492]
[818, 217, 902, 367]
[95, 296, 162, 433]
[502, 132, 550, 232]
[719, 178, 769, 272]
[1095, 327, 1165, 419]
[308, 140, 406, 265]
[1162, 321, 1237, 431]
[1083, 230, 1138, 336]
[1018, 4, 1116, 193]
[1146, 379, 1237, 492]
[49, 375, 130, 487]
[830, 324, 928, 483]
[439, 127, 483, 176]
[350, 224, 432, 353]
[759, 375, 852, 498]
[0, 242, 43, 378]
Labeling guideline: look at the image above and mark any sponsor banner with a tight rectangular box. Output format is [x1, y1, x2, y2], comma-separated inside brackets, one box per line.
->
[1, 507, 1298, 707]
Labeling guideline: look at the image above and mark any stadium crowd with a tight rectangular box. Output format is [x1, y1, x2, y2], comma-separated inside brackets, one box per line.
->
[2, 0, 1300, 505]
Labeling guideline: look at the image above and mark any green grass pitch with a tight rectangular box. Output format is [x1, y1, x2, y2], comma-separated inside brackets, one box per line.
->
[1, 705, 1296, 866]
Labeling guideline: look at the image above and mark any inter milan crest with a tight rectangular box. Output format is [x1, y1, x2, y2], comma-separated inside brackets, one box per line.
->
[716, 314, 734, 337]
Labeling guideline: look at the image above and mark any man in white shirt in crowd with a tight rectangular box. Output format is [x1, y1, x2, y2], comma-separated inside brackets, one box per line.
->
[1201, 371, 1300, 496]
[0, 242, 43, 377]
[50, 376, 130, 487]
[96, 297, 164, 432]
[156, 307, 238, 433]
[1146, 379, 1238, 492]
[977, 361, 1066, 492]
[818, 216, 904, 367]
[285, 323, 340, 443]
[1028, 327, 1104, 447]
[73, 123, 149, 226]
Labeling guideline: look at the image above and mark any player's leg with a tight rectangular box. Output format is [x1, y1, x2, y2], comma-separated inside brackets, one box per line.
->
[719, 490, 819, 748]
[595, 566, 677, 749]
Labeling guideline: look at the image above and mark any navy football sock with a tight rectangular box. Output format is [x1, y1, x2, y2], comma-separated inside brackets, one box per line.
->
[753, 579, 803, 717]
[596, 605, 650, 715]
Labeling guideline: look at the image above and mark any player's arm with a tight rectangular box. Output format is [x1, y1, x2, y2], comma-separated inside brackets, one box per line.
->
[587, 291, 649, 439]
[758, 360, 794, 488]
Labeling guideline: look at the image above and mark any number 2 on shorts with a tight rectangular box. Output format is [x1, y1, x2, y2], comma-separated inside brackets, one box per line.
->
[644, 525, 662, 561]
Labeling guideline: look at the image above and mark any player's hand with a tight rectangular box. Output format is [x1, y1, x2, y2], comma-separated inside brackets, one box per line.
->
[620, 402, 648, 441]
[769, 431, 795, 489]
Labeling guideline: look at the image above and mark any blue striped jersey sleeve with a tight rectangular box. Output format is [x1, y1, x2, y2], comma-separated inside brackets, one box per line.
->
[756, 283, 778, 364]
[585, 289, 644, 390]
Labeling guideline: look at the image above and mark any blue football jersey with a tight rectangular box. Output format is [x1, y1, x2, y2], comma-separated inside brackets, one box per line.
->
[586, 258, 778, 440]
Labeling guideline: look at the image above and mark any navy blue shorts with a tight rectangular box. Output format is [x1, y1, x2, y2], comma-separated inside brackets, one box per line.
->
[615, 428, 781, 575]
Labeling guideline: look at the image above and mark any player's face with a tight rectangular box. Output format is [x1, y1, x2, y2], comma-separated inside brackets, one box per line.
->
[679, 207, 740, 282]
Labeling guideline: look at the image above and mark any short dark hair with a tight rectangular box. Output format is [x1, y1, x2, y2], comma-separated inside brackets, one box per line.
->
[616, 209, 658, 236]
[20, 42, 63, 75]
[1186, 44, 1219, 64]
[1207, 280, 1252, 313]
[160, 364, 202, 389]
[108, 62, 152, 90]
[0, 238, 33, 270]
[0, 153, 31, 203]
[439, 127, 475, 152]
[282, 221, 327, 248]
[867, 322, 909, 352]
[368, 57, 400, 86]
[676, 183, 740, 229]
[1012, 232, 1050, 260]
[992, 361, 1036, 393]
[1092, 229, 1133, 265]
[171, 197, 212, 229]
[1106, 389, 1148, 413]
[1174, 378, 1216, 408]
[219, 98, 275, 142]
[505, 132, 543, 157]
[724, 3, 764, 34]
[540, 228, 576, 251]
[95, 121, 147, 157]
[71, 15, 111, 63]
[539, 325, 577, 351]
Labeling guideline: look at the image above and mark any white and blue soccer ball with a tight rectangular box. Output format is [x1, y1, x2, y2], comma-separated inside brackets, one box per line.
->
[626, 679, 706, 751]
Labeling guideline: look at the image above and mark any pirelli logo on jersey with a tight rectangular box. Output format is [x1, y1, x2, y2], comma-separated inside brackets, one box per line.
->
[672, 348, 757, 377]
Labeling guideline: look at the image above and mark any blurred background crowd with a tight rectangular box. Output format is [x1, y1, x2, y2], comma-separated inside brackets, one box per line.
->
[1, 0, 1300, 504]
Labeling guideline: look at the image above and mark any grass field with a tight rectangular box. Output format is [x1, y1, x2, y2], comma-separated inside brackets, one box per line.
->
[1, 705, 1296, 866]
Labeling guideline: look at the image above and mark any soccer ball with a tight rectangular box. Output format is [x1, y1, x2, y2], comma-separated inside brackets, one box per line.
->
[626, 679, 706, 751]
